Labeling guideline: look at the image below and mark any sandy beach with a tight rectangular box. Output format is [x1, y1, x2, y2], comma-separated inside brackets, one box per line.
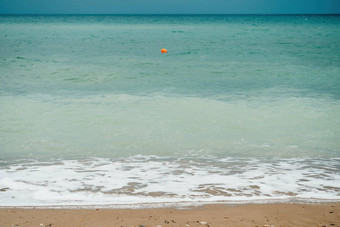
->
[1, 203, 339, 227]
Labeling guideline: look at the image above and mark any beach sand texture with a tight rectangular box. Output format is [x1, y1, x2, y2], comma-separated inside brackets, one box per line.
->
[1, 203, 339, 227]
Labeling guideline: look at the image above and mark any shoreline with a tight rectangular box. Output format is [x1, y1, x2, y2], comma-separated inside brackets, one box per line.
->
[1, 157, 339, 207]
[1, 198, 340, 210]
[1, 202, 339, 227]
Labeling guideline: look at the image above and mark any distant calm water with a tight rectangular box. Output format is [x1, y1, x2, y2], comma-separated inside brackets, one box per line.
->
[0, 15, 339, 207]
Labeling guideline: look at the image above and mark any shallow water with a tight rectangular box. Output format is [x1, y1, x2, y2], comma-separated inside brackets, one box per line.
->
[0, 15, 339, 206]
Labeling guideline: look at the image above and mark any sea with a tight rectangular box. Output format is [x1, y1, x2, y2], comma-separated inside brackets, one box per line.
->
[0, 15, 339, 208]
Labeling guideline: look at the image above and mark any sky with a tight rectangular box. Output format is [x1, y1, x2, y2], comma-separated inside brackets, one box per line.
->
[0, 0, 340, 14]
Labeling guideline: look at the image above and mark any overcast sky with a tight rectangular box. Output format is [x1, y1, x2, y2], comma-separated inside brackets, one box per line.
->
[0, 0, 340, 14]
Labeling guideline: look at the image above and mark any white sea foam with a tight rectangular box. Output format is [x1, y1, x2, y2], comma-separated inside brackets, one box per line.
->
[0, 156, 339, 207]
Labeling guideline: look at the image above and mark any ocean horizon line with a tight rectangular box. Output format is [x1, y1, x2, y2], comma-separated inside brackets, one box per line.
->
[1, 13, 340, 16]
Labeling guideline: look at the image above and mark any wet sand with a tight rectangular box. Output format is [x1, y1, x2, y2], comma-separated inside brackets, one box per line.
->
[1, 203, 339, 227]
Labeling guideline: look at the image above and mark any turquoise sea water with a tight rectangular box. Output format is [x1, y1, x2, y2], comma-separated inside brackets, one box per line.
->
[0, 15, 339, 206]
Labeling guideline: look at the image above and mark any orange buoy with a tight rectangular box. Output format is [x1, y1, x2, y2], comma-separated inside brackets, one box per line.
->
[161, 48, 168, 53]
